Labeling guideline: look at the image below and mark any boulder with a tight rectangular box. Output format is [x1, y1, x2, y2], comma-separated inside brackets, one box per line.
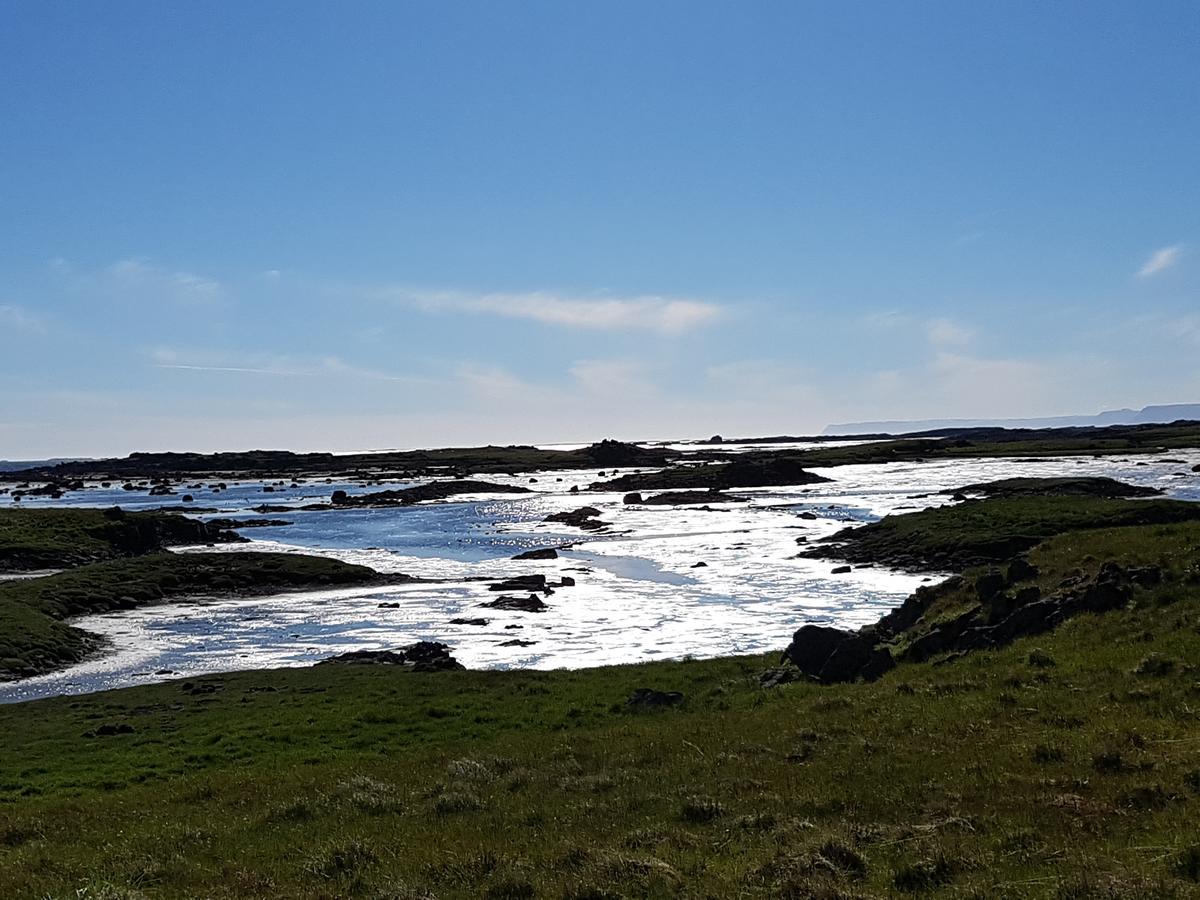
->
[317, 641, 464, 672]
[975, 568, 1007, 602]
[489, 574, 548, 593]
[1006, 557, 1040, 584]
[512, 548, 558, 561]
[781, 625, 893, 683]
[481, 593, 548, 612]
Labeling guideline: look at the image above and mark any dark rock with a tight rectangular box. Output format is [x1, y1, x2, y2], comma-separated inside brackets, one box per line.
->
[481, 593, 548, 612]
[1014, 585, 1042, 605]
[334, 480, 532, 508]
[544, 506, 607, 530]
[86, 723, 135, 737]
[559, 576, 576, 587]
[512, 548, 558, 561]
[781, 624, 893, 683]
[499, 639, 537, 647]
[975, 568, 1007, 602]
[798, 511, 818, 520]
[641, 489, 736, 506]
[830, 565, 852, 574]
[1128, 565, 1163, 587]
[1006, 557, 1040, 584]
[623, 492, 643, 504]
[450, 618, 489, 626]
[691, 562, 708, 568]
[489, 574, 548, 593]
[627, 688, 685, 709]
[317, 641, 464, 672]
[318, 649, 408, 665]
[377, 602, 401, 609]
[947, 477, 1163, 500]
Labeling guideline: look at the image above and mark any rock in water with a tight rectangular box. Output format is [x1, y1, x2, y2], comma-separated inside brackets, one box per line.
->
[482, 594, 548, 612]
[317, 641, 464, 671]
[512, 548, 558, 560]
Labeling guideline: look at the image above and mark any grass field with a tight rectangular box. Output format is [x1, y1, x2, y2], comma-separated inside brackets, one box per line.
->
[1, 516, 1199, 897]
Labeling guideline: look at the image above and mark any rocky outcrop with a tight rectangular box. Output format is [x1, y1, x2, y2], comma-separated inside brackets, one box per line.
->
[574, 439, 672, 468]
[780, 625, 895, 684]
[481, 594, 548, 612]
[330, 480, 531, 507]
[595, 454, 830, 492]
[544, 507, 607, 530]
[945, 477, 1163, 499]
[317, 641, 464, 671]
[512, 548, 558, 560]
[638, 490, 738, 506]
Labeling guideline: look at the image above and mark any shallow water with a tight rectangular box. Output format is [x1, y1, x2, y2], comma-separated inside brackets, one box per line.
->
[2, 445, 1198, 702]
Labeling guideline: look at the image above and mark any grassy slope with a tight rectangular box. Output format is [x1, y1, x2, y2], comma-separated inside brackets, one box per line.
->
[2, 524, 1200, 897]
[806, 496, 1200, 571]
[0, 552, 387, 679]
[0, 507, 199, 571]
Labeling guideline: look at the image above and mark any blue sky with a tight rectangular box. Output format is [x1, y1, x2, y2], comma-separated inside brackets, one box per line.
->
[2, 1, 1197, 456]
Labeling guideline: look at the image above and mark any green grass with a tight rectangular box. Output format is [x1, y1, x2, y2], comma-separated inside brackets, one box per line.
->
[2, 522, 1200, 897]
[1, 508, 164, 571]
[0, 552, 387, 679]
[807, 495, 1200, 571]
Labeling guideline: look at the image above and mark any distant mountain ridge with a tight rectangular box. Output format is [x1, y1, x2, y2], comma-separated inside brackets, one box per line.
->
[823, 403, 1200, 436]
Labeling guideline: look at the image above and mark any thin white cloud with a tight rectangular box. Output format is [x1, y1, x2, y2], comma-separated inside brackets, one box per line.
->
[1137, 244, 1182, 278]
[147, 348, 431, 384]
[0, 304, 45, 333]
[925, 317, 975, 347]
[106, 258, 226, 304]
[390, 289, 724, 335]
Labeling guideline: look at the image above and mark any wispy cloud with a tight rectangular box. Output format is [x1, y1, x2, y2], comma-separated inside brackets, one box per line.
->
[0, 304, 45, 333]
[925, 317, 975, 347]
[387, 289, 724, 334]
[106, 258, 226, 304]
[147, 348, 431, 384]
[1137, 244, 1182, 278]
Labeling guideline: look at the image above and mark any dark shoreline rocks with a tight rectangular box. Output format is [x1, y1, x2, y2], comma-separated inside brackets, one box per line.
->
[317, 641, 464, 671]
[593, 455, 830, 492]
[331, 480, 532, 508]
[944, 476, 1163, 500]
[776, 558, 1165, 685]
[544, 507, 607, 530]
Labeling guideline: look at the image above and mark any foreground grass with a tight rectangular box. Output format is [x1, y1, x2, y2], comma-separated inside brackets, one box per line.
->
[2, 522, 1200, 897]
[0, 552, 387, 679]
